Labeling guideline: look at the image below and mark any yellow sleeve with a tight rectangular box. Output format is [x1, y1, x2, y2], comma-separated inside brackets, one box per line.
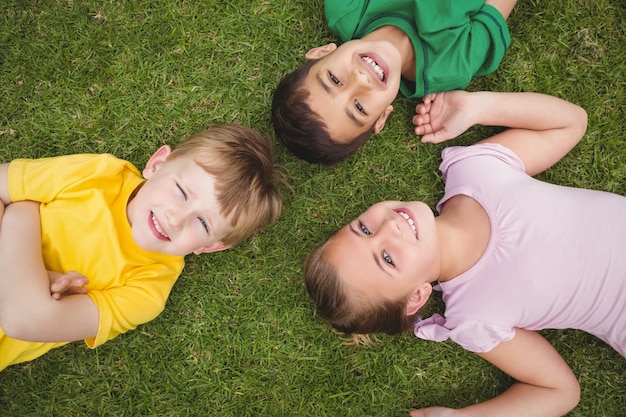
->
[85, 261, 184, 348]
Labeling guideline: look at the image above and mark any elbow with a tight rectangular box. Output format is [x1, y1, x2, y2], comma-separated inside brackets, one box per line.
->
[0, 311, 45, 341]
[560, 374, 581, 414]
[572, 105, 588, 145]
[0, 314, 27, 340]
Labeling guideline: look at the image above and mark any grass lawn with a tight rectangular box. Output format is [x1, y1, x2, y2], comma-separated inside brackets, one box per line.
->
[0, 0, 624, 416]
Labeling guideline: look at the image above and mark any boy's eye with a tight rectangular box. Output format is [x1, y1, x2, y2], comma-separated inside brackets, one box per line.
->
[198, 217, 209, 233]
[328, 72, 342, 86]
[382, 251, 393, 266]
[354, 99, 366, 115]
[176, 183, 188, 200]
[359, 222, 371, 235]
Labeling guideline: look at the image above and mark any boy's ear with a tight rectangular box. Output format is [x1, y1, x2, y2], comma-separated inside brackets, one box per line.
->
[305, 43, 337, 60]
[405, 282, 432, 316]
[193, 241, 231, 255]
[373, 105, 394, 133]
[142, 145, 172, 179]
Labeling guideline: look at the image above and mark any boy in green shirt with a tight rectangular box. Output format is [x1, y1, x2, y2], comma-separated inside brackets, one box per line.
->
[272, 0, 517, 164]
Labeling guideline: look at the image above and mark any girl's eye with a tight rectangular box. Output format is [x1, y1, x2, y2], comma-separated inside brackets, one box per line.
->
[354, 99, 365, 114]
[198, 217, 209, 233]
[329, 72, 342, 86]
[176, 183, 188, 200]
[382, 251, 393, 265]
[359, 222, 371, 235]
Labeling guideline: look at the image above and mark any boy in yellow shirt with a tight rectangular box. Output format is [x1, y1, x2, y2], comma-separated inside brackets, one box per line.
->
[0, 124, 283, 370]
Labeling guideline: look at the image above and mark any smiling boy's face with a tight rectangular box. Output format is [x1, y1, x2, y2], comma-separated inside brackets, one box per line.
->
[126, 145, 232, 257]
[302, 40, 402, 144]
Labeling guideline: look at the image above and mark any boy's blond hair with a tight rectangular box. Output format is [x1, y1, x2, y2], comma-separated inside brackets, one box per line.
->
[168, 123, 282, 246]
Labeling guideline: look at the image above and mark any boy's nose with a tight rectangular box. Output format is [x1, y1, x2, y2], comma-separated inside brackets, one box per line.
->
[353, 66, 372, 88]
[167, 207, 187, 230]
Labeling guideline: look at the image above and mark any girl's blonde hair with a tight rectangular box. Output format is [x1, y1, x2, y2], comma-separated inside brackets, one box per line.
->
[304, 237, 420, 342]
[168, 124, 283, 246]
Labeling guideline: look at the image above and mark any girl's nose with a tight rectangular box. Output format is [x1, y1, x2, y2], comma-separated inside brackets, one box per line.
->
[378, 217, 401, 237]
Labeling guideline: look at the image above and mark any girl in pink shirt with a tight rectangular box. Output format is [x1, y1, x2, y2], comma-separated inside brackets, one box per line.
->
[305, 90, 626, 417]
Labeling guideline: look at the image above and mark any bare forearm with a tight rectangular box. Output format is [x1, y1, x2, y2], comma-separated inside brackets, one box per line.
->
[0, 202, 99, 342]
[470, 92, 587, 175]
[456, 381, 580, 417]
[0, 202, 51, 335]
[469, 92, 586, 134]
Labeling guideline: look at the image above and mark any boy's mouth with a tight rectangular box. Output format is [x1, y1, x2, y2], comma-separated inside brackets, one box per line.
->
[150, 211, 170, 241]
[395, 209, 418, 239]
[360, 55, 386, 83]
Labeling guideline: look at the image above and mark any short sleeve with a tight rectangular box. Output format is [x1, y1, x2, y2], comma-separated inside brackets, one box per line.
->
[439, 144, 526, 183]
[85, 262, 183, 348]
[414, 313, 516, 353]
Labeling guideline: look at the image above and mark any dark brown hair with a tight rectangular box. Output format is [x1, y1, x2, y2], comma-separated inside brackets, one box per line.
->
[271, 59, 374, 165]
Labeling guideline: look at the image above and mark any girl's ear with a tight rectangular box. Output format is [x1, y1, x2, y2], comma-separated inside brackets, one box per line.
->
[405, 283, 432, 316]
[142, 145, 172, 179]
[305, 43, 337, 60]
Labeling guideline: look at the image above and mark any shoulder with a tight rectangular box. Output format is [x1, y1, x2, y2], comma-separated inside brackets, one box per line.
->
[440, 144, 525, 180]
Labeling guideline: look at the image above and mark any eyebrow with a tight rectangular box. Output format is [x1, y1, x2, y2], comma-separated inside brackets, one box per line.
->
[348, 223, 391, 277]
[315, 72, 366, 128]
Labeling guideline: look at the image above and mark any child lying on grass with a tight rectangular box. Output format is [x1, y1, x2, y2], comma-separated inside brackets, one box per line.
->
[305, 90, 625, 416]
[0, 124, 282, 371]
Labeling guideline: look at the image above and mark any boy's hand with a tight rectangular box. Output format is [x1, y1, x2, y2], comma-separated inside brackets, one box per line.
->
[48, 270, 89, 300]
[413, 91, 474, 144]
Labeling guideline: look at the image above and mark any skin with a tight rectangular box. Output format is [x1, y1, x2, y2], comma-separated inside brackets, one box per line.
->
[301, 0, 519, 144]
[327, 90, 587, 416]
[303, 26, 412, 144]
[0, 146, 231, 343]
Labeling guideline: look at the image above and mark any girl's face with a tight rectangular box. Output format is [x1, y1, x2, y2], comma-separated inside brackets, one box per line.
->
[324, 201, 440, 305]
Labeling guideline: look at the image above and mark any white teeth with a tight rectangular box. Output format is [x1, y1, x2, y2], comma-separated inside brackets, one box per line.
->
[361, 56, 385, 81]
[151, 213, 169, 238]
[398, 211, 417, 237]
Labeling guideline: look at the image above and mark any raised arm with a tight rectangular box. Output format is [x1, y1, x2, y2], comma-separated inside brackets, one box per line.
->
[414, 91, 587, 176]
[0, 201, 99, 342]
[410, 329, 580, 417]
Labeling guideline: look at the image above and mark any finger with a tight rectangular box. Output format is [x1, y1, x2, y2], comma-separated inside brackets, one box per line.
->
[413, 113, 431, 128]
[422, 92, 437, 104]
[428, 130, 452, 144]
[50, 276, 71, 293]
[415, 102, 431, 115]
[67, 286, 89, 295]
[420, 133, 435, 143]
[66, 270, 87, 280]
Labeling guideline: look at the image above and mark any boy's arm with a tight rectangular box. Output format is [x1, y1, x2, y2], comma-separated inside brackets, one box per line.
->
[0, 163, 11, 221]
[0, 162, 89, 299]
[410, 329, 580, 417]
[0, 201, 99, 343]
[414, 91, 587, 176]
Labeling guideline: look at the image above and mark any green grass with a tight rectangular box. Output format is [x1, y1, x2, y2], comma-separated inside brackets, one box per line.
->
[1, 0, 624, 416]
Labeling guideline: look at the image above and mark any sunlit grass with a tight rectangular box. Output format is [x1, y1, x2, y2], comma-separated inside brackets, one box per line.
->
[0, 0, 624, 416]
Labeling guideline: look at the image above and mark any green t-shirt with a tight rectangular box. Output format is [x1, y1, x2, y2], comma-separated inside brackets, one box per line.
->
[325, 0, 511, 97]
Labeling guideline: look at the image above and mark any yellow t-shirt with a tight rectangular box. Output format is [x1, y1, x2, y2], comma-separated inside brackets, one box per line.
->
[1, 154, 184, 370]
